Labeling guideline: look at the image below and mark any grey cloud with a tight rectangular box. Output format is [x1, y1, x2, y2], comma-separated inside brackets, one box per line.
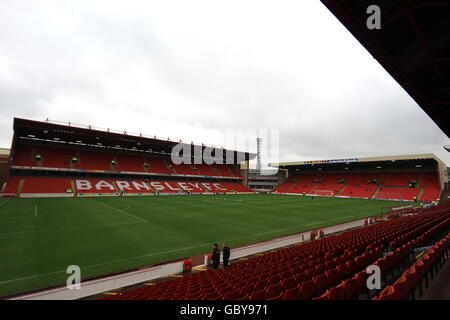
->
[0, 1, 448, 166]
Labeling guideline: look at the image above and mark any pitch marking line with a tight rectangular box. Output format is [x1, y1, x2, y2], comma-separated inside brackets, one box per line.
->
[0, 221, 142, 236]
[94, 200, 147, 223]
[34, 205, 37, 217]
[0, 198, 10, 208]
[0, 219, 360, 284]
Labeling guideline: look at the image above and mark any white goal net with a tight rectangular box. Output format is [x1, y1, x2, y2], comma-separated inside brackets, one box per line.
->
[314, 190, 335, 197]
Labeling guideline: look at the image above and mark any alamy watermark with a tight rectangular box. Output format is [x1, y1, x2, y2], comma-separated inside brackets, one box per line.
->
[366, 265, 381, 290]
[66, 265, 81, 290]
[367, 5, 381, 30]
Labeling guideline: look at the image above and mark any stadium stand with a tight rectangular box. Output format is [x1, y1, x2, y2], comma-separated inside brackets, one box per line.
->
[12, 145, 38, 167]
[3, 176, 252, 196]
[145, 157, 175, 175]
[380, 172, 419, 187]
[194, 164, 218, 177]
[275, 171, 442, 202]
[419, 173, 441, 202]
[2, 118, 252, 197]
[339, 173, 380, 199]
[75, 179, 118, 193]
[276, 173, 319, 194]
[100, 203, 450, 300]
[375, 231, 450, 300]
[22, 177, 72, 194]
[2, 176, 22, 195]
[115, 154, 148, 173]
[375, 187, 419, 201]
[214, 165, 235, 178]
[313, 173, 348, 196]
[77, 151, 115, 171]
[38, 146, 75, 169]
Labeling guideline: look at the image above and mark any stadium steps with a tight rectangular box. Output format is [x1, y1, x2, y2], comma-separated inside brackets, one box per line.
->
[75, 150, 82, 168]
[283, 181, 297, 193]
[71, 151, 81, 169]
[112, 155, 120, 171]
[227, 167, 235, 177]
[30, 147, 37, 165]
[371, 184, 382, 199]
[142, 157, 150, 173]
[163, 159, 177, 174]
[309, 184, 321, 194]
[212, 167, 221, 176]
[111, 181, 121, 193]
[336, 184, 349, 196]
[417, 172, 424, 188]
[31, 147, 43, 167]
[144, 181, 155, 193]
[110, 155, 118, 172]
[191, 165, 200, 175]
[16, 178, 25, 197]
[70, 180, 77, 197]
[417, 187, 425, 202]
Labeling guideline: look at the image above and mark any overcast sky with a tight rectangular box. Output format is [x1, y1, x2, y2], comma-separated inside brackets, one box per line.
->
[1, 0, 449, 167]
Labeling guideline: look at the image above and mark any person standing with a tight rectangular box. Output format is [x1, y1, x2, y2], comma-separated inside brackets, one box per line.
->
[211, 243, 220, 269]
[222, 243, 230, 268]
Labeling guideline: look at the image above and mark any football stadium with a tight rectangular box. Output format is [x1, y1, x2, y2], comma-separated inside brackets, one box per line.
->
[0, 0, 449, 307]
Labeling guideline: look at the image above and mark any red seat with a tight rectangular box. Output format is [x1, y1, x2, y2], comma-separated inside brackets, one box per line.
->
[268, 275, 280, 286]
[281, 278, 296, 290]
[253, 280, 266, 291]
[266, 284, 282, 299]
[313, 273, 327, 296]
[295, 272, 307, 285]
[239, 285, 254, 298]
[377, 286, 397, 300]
[299, 280, 315, 300]
[202, 291, 219, 300]
[282, 287, 299, 300]
[342, 278, 358, 299]
[223, 290, 240, 300]
[392, 275, 409, 300]
[328, 283, 345, 300]
[326, 268, 339, 287]
[249, 289, 266, 300]
[312, 291, 329, 300]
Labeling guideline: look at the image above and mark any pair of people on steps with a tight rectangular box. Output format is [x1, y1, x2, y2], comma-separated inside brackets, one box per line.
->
[211, 243, 230, 269]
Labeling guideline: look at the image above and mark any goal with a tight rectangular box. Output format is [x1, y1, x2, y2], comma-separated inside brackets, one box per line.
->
[375, 192, 404, 201]
[314, 190, 335, 197]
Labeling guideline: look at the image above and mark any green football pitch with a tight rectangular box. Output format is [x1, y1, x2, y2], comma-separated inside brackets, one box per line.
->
[0, 194, 401, 297]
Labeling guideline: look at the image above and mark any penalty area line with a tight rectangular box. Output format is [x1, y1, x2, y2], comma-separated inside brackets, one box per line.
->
[0, 198, 10, 208]
[94, 200, 147, 223]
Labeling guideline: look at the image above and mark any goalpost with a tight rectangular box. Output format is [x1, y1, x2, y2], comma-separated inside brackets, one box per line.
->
[376, 192, 404, 201]
[381, 204, 414, 215]
[314, 190, 335, 197]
